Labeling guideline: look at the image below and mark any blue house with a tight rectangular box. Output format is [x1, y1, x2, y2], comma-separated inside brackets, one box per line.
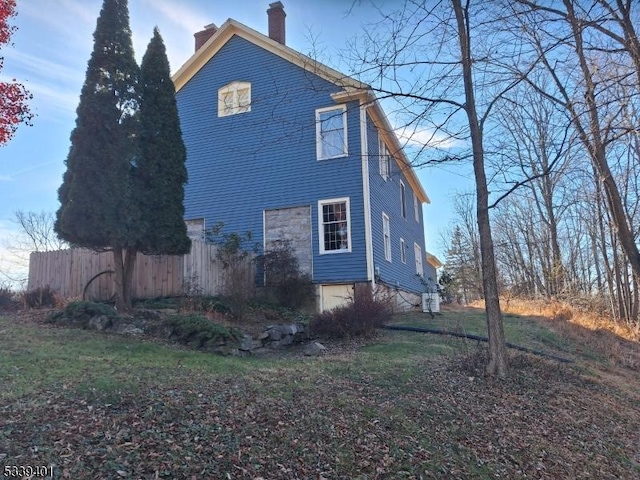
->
[173, 2, 433, 311]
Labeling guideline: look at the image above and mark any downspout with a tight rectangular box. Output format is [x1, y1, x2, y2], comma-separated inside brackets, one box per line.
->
[360, 102, 374, 289]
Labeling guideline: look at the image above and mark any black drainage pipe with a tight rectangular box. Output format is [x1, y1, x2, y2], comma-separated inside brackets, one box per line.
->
[381, 324, 573, 363]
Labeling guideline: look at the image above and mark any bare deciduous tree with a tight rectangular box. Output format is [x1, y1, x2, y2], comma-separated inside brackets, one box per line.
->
[348, 0, 526, 376]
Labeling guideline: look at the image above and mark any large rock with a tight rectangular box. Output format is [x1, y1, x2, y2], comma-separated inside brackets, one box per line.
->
[87, 315, 111, 331]
[239, 335, 253, 351]
[304, 342, 327, 356]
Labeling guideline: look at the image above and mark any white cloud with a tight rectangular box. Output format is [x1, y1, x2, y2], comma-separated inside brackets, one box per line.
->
[19, 0, 100, 48]
[0, 161, 62, 188]
[2, 49, 82, 85]
[140, 0, 210, 34]
[133, 0, 212, 71]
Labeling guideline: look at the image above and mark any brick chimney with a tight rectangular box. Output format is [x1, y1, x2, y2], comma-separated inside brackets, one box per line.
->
[194, 23, 218, 52]
[267, 2, 286, 45]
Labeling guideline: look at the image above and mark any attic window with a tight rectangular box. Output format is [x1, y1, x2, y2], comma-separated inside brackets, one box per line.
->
[218, 81, 251, 117]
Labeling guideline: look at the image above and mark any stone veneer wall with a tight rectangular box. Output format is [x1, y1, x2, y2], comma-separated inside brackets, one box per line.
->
[264, 206, 312, 276]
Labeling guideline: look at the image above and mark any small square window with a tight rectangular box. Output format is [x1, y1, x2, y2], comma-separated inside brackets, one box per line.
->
[218, 81, 251, 117]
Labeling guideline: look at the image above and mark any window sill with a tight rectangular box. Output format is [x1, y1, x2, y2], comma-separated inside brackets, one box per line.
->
[319, 248, 352, 255]
[317, 153, 348, 161]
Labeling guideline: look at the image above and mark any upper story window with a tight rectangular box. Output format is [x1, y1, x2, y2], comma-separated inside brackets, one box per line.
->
[316, 106, 347, 160]
[379, 139, 390, 180]
[400, 237, 406, 264]
[414, 193, 420, 223]
[218, 81, 251, 117]
[319, 197, 351, 254]
[383, 213, 391, 262]
[400, 180, 407, 219]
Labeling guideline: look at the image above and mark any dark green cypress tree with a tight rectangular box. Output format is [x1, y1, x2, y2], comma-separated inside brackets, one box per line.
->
[137, 28, 191, 256]
[55, 0, 140, 310]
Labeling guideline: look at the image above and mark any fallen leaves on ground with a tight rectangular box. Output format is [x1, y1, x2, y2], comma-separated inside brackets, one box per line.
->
[2, 353, 639, 479]
[1, 309, 639, 479]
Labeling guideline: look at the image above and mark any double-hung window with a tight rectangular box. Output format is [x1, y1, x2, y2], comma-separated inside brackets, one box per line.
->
[379, 139, 390, 180]
[319, 198, 351, 254]
[218, 81, 251, 117]
[316, 106, 347, 160]
[414, 193, 420, 222]
[383, 213, 391, 262]
[400, 238, 406, 264]
[414, 243, 423, 276]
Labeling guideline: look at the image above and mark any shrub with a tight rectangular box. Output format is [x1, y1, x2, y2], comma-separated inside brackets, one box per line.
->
[258, 239, 315, 310]
[60, 300, 117, 321]
[310, 285, 391, 339]
[180, 295, 230, 314]
[0, 285, 16, 308]
[207, 224, 258, 319]
[134, 296, 180, 310]
[22, 285, 57, 308]
[165, 314, 241, 348]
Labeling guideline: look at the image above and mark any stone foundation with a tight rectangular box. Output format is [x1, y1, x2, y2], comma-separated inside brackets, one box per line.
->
[374, 283, 422, 312]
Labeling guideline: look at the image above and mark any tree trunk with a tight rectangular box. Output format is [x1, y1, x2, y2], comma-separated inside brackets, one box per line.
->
[113, 246, 136, 312]
[113, 246, 126, 312]
[124, 249, 137, 310]
[452, 0, 508, 377]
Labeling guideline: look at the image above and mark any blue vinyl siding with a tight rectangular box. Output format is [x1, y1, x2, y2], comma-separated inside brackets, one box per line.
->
[177, 35, 367, 283]
[367, 114, 427, 294]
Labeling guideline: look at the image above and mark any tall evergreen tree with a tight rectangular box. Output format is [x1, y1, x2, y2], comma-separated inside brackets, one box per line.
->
[55, 0, 140, 311]
[137, 28, 190, 256]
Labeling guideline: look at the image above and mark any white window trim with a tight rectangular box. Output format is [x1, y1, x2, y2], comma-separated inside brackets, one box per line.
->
[316, 105, 348, 160]
[414, 193, 420, 223]
[218, 81, 251, 117]
[400, 180, 407, 219]
[379, 138, 390, 180]
[414, 243, 423, 276]
[318, 197, 352, 255]
[382, 212, 391, 262]
[400, 237, 406, 264]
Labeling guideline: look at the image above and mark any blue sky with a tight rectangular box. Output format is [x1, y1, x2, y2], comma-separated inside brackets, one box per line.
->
[0, 0, 474, 277]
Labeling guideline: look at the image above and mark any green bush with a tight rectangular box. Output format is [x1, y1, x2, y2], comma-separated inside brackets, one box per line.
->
[22, 286, 57, 308]
[48, 300, 117, 324]
[258, 239, 315, 310]
[309, 285, 391, 339]
[134, 297, 180, 309]
[165, 314, 241, 348]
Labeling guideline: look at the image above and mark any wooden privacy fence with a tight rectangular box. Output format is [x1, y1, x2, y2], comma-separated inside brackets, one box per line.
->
[27, 240, 255, 301]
